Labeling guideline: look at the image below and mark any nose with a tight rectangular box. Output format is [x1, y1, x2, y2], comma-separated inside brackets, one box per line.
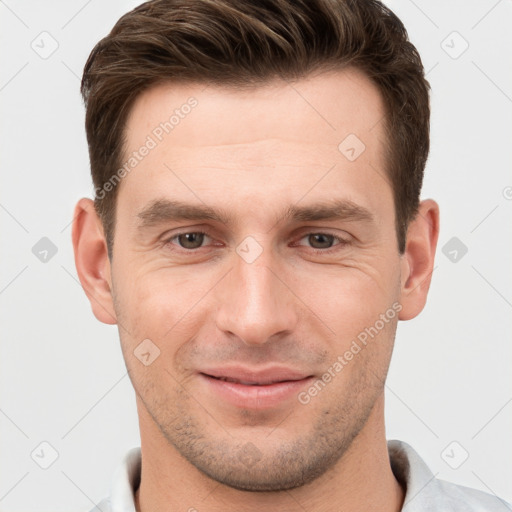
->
[214, 248, 299, 346]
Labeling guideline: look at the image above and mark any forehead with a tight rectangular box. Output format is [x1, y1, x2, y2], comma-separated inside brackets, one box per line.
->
[118, 68, 390, 222]
[124, 67, 386, 150]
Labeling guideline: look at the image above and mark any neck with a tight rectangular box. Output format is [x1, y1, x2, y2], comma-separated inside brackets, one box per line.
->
[135, 395, 404, 512]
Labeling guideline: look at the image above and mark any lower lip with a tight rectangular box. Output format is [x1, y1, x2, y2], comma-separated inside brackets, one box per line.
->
[199, 373, 314, 409]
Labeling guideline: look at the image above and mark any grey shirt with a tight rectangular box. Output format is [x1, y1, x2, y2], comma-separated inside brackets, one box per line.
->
[92, 440, 510, 511]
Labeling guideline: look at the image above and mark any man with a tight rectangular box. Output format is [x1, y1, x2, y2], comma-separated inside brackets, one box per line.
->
[72, 0, 509, 511]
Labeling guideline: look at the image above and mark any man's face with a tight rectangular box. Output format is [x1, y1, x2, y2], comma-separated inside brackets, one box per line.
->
[110, 69, 405, 490]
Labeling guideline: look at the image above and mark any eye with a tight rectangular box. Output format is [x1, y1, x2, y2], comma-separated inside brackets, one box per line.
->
[296, 233, 348, 250]
[166, 231, 212, 250]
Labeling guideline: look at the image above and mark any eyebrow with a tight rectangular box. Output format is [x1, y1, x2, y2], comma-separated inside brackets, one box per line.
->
[136, 198, 374, 231]
[137, 199, 234, 229]
[284, 200, 373, 223]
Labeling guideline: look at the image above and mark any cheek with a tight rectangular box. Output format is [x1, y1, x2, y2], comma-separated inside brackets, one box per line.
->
[113, 271, 201, 398]
[292, 259, 401, 339]
[113, 266, 217, 351]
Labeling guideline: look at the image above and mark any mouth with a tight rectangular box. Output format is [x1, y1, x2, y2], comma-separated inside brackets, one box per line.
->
[198, 367, 314, 409]
[202, 374, 308, 386]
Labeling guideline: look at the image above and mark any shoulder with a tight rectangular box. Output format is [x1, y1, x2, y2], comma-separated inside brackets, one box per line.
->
[388, 440, 511, 512]
[432, 478, 511, 511]
[87, 447, 141, 512]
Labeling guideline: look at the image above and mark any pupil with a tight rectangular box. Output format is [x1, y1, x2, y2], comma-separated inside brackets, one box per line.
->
[309, 233, 333, 249]
[179, 232, 204, 249]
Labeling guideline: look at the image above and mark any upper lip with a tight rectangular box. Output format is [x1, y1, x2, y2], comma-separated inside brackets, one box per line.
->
[200, 366, 313, 385]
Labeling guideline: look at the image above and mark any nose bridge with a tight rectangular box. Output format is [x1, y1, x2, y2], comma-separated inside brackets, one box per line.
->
[215, 247, 297, 345]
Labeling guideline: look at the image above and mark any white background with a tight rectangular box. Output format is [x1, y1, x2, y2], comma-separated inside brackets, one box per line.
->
[0, 1, 511, 510]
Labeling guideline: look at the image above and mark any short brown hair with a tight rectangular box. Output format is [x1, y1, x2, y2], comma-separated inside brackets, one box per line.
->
[81, 0, 430, 258]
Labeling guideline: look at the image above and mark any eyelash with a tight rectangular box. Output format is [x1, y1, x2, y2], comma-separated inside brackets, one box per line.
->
[163, 230, 350, 253]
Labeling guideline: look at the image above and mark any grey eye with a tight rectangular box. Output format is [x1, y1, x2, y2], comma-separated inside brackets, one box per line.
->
[177, 232, 206, 249]
[306, 233, 336, 249]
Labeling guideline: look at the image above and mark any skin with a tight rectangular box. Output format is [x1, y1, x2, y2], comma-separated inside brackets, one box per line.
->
[73, 68, 439, 512]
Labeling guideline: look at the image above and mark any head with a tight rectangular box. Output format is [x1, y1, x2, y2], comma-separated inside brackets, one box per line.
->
[73, 0, 439, 492]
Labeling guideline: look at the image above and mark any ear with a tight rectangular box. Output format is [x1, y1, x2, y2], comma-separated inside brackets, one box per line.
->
[398, 199, 440, 321]
[71, 198, 117, 325]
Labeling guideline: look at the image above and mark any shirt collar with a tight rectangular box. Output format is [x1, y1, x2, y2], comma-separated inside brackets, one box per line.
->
[109, 446, 141, 512]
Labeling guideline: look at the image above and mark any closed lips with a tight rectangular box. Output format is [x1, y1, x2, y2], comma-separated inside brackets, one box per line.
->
[199, 367, 313, 386]
[204, 375, 304, 385]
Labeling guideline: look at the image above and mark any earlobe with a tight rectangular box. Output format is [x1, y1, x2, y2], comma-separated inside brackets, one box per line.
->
[398, 199, 440, 321]
[72, 198, 117, 325]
